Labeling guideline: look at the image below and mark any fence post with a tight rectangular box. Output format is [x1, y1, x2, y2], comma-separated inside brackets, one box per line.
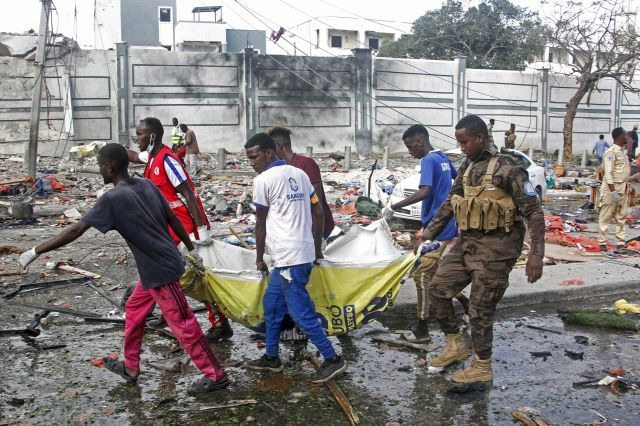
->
[216, 148, 226, 172]
[352, 48, 373, 153]
[344, 146, 351, 171]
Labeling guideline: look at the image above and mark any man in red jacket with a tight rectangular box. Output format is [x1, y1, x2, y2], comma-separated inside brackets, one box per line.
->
[127, 117, 233, 343]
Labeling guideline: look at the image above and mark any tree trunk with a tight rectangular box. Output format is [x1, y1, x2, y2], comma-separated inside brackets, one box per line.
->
[562, 81, 591, 162]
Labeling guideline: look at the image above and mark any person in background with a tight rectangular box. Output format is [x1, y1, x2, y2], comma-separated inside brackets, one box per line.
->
[19, 143, 229, 393]
[171, 117, 184, 153]
[505, 123, 516, 149]
[487, 118, 495, 144]
[269, 126, 335, 239]
[127, 117, 233, 343]
[381, 124, 468, 343]
[180, 124, 200, 179]
[627, 125, 638, 163]
[593, 134, 610, 165]
[244, 133, 346, 383]
[599, 127, 630, 249]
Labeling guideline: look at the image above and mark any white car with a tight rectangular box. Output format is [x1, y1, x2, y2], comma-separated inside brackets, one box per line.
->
[388, 148, 546, 222]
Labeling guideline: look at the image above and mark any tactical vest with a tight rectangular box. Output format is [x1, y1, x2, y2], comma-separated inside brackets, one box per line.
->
[450, 155, 517, 232]
[171, 127, 184, 147]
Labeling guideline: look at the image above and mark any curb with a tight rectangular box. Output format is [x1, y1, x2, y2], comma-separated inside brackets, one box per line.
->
[388, 279, 640, 317]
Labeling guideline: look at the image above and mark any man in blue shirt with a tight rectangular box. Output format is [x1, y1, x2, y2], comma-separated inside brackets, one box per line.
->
[593, 134, 610, 165]
[382, 124, 468, 343]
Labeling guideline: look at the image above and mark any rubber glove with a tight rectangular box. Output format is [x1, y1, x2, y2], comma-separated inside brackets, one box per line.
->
[381, 205, 394, 220]
[183, 250, 204, 272]
[19, 247, 38, 269]
[611, 192, 621, 204]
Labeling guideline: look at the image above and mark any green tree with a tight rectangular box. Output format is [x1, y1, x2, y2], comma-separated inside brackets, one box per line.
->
[378, 0, 548, 70]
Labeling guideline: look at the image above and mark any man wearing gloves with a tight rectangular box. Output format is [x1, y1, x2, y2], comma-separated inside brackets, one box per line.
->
[381, 124, 466, 343]
[19, 143, 228, 393]
[126, 117, 232, 342]
[423, 115, 544, 383]
[598, 127, 631, 248]
[244, 133, 347, 383]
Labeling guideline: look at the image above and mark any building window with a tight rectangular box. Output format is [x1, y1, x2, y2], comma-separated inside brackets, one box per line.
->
[159, 7, 171, 22]
[331, 35, 342, 48]
[369, 38, 379, 49]
[316, 29, 320, 48]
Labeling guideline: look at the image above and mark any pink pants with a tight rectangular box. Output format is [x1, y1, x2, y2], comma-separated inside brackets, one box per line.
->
[124, 280, 225, 381]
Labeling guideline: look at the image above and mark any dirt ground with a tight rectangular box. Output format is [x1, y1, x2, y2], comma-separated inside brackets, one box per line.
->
[0, 219, 638, 425]
[1, 152, 639, 425]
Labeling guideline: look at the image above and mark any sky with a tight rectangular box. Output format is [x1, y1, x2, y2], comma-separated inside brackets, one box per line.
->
[2, 0, 548, 41]
[2, 0, 637, 50]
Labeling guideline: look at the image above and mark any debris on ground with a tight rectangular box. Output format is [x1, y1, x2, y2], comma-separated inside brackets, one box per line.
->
[512, 407, 549, 426]
[559, 278, 585, 286]
[529, 351, 553, 361]
[558, 309, 640, 331]
[614, 299, 640, 314]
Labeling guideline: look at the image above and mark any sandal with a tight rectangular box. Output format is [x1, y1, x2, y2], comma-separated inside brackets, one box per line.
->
[188, 374, 230, 394]
[103, 358, 139, 383]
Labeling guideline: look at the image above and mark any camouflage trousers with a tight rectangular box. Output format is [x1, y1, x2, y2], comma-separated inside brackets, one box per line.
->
[411, 240, 450, 321]
[430, 247, 516, 359]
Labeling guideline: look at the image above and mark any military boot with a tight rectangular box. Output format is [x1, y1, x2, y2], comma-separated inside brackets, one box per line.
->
[451, 354, 493, 383]
[414, 319, 431, 343]
[430, 333, 469, 367]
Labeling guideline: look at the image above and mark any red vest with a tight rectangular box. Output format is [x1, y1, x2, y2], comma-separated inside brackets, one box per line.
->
[144, 145, 209, 243]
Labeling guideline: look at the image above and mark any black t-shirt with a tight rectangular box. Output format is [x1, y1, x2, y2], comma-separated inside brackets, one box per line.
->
[81, 178, 184, 289]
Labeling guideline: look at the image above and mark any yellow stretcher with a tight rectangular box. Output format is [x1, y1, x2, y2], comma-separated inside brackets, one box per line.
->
[181, 220, 415, 335]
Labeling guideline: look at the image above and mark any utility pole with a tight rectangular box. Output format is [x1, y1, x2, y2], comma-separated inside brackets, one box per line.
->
[25, 0, 51, 178]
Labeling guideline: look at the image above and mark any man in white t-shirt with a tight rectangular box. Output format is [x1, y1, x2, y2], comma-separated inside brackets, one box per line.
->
[244, 133, 346, 384]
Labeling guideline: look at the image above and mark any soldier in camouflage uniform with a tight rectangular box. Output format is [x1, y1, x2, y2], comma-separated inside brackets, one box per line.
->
[422, 115, 545, 383]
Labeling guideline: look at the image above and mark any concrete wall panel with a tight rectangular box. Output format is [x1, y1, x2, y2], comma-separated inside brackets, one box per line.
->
[375, 71, 453, 93]
[258, 69, 352, 92]
[467, 81, 537, 102]
[73, 117, 112, 141]
[259, 106, 351, 127]
[132, 64, 239, 87]
[550, 86, 612, 105]
[375, 106, 453, 126]
[549, 115, 610, 133]
[132, 103, 240, 126]
[71, 77, 111, 100]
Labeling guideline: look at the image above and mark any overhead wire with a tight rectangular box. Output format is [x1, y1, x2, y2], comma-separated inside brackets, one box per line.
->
[234, 0, 542, 142]
[275, 0, 544, 133]
[227, 0, 458, 146]
[217, 0, 457, 147]
[313, 0, 570, 122]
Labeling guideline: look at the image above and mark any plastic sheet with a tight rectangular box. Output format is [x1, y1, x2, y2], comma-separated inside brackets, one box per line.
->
[181, 220, 415, 335]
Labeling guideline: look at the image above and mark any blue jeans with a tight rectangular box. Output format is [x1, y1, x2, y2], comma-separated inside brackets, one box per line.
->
[264, 263, 337, 360]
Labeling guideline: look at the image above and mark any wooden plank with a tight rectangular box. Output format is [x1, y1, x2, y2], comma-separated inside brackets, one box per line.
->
[229, 226, 254, 250]
[309, 355, 359, 425]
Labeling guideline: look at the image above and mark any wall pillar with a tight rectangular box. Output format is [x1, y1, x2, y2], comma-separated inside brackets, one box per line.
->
[540, 67, 550, 153]
[614, 78, 623, 128]
[353, 48, 373, 153]
[243, 48, 258, 142]
[115, 42, 129, 146]
[454, 56, 466, 123]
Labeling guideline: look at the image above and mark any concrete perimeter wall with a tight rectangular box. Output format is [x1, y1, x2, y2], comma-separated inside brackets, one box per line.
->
[3, 44, 640, 157]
